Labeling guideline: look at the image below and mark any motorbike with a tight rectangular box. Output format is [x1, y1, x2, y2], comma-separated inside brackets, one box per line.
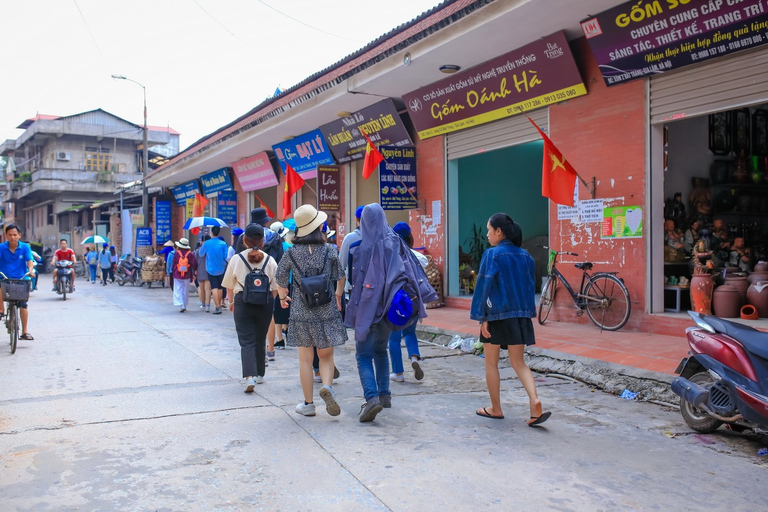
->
[115, 256, 144, 287]
[54, 260, 75, 300]
[671, 311, 768, 435]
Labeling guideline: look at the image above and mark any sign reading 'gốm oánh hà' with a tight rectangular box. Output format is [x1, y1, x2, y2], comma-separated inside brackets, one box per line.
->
[581, 0, 768, 87]
[402, 31, 586, 139]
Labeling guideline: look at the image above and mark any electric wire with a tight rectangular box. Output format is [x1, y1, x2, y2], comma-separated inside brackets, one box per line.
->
[255, 0, 363, 43]
[71, 0, 105, 59]
[191, 0, 243, 41]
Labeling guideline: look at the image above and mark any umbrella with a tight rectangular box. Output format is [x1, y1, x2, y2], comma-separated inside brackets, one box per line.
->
[81, 235, 109, 245]
[183, 216, 228, 230]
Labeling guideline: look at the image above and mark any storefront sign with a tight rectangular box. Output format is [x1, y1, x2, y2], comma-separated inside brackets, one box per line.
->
[272, 129, 336, 174]
[581, 0, 768, 87]
[217, 190, 238, 226]
[402, 31, 586, 139]
[185, 197, 195, 221]
[200, 168, 233, 197]
[232, 152, 279, 192]
[602, 205, 643, 239]
[155, 201, 171, 244]
[317, 165, 341, 211]
[379, 146, 417, 210]
[135, 227, 152, 249]
[170, 180, 200, 206]
[319, 99, 413, 163]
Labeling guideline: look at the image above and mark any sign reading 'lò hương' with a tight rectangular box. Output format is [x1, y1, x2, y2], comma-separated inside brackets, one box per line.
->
[581, 0, 768, 87]
[317, 165, 341, 211]
[402, 31, 586, 140]
[319, 99, 412, 163]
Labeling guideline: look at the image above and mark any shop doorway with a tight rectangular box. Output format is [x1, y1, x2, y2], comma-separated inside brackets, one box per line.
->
[447, 140, 547, 297]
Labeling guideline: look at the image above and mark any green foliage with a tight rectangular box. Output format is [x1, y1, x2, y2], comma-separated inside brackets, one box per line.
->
[462, 223, 489, 271]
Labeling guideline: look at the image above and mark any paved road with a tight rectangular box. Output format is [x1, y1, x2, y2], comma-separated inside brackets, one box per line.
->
[1, 281, 766, 511]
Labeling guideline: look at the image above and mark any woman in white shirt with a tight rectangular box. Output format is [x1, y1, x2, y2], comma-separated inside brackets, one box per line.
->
[223, 224, 279, 391]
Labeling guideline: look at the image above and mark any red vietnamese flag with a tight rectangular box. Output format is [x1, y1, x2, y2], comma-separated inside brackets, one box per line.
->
[282, 164, 305, 217]
[527, 117, 579, 207]
[190, 192, 209, 235]
[253, 192, 275, 219]
[361, 130, 385, 180]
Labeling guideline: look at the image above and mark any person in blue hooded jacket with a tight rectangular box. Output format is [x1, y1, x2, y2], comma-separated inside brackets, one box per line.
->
[470, 213, 551, 427]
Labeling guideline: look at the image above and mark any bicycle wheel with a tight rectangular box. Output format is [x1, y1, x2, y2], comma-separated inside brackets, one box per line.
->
[8, 304, 18, 354]
[538, 275, 557, 325]
[584, 274, 631, 331]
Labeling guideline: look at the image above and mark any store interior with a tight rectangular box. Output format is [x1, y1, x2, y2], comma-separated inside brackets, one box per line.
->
[663, 105, 768, 321]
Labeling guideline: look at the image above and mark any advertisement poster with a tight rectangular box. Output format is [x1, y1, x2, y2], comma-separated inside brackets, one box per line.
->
[170, 180, 200, 206]
[317, 165, 341, 211]
[402, 31, 586, 139]
[200, 168, 233, 197]
[602, 205, 643, 238]
[217, 190, 238, 226]
[232, 152, 279, 192]
[155, 201, 171, 245]
[581, 0, 768, 86]
[271, 129, 336, 174]
[185, 197, 195, 221]
[135, 227, 152, 251]
[378, 146, 417, 210]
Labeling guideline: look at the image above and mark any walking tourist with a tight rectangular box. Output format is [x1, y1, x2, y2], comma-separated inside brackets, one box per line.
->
[199, 226, 228, 314]
[195, 235, 211, 312]
[98, 243, 111, 285]
[171, 238, 197, 313]
[85, 246, 98, 283]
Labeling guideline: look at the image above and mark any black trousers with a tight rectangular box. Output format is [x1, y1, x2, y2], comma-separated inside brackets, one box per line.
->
[234, 293, 273, 378]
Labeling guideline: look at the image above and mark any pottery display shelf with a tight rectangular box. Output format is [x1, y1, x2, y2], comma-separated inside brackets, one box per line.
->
[664, 284, 690, 313]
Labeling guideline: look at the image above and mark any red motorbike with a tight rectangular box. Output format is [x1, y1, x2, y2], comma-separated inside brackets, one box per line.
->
[671, 311, 768, 434]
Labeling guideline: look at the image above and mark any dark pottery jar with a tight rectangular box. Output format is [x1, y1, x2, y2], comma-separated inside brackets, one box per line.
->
[748, 272, 768, 284]
[724, 275, 749, 305]
[746, 281, 768, 318]
[713, 284, 741, 318]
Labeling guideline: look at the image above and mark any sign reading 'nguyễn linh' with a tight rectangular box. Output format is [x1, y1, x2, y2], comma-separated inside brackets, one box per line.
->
[402, 31, 586, 139]
[200, 168, 233, 197]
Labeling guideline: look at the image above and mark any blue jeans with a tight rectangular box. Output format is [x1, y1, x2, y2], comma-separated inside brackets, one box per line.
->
[388, 322, 420, 374]
[356, 322, 392, 401]
[88, 264, 97, 282]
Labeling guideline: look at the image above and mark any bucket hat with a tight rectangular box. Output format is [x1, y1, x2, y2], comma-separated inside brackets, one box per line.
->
[175, 238, 191, 250]
[250, 208, 271, 226]
[293, 205, 327, 237]
[270, 221, 289, 238]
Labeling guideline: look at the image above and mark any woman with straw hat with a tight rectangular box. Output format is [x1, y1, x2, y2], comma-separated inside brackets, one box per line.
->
[171, 238, 197, 313]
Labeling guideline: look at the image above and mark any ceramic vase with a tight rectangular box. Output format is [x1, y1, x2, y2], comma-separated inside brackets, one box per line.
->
[724, 276, 749, 305]
[747, 281, 768, 318]
[690, 273, 714, 315]
[754, 261, 768, 273]
[712, 284, 741, 318]
[747, 272, 768, 284]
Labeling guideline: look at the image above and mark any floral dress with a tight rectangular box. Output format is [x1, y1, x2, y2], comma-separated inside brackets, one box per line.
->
[275, 243, 347, 349]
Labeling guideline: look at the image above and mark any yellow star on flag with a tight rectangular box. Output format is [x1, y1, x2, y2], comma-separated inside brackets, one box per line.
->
[550, 152, 566, 173]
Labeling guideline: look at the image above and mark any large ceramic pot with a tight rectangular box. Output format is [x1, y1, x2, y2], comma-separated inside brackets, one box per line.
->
[724, 275, 749, 305]
[747, 281, 768, 318]
[690, 273, 714, 315]
[713, 284, 741, 318]
[748, 272, 768, 284]
[754, 261, 768, 273]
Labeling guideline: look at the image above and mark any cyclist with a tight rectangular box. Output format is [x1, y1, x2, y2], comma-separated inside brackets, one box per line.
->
[52, 239, 77, 291]
[0, 224, 36, 340]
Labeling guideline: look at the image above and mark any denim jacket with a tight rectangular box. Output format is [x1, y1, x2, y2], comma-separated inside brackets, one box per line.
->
[470, 240, 536, 322]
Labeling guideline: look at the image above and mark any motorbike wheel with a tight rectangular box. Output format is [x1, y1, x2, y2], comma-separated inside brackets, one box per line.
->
[62, 278, 68, 301]
[680, 371, 724, 433]
[117, 278, 125, 287]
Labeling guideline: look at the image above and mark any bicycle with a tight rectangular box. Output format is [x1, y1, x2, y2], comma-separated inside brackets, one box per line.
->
[0, 271, 33, 354]
[538, 246, 631, 331]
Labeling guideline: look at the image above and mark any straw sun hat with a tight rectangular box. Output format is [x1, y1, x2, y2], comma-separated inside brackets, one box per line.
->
[293, 205, 327, 237]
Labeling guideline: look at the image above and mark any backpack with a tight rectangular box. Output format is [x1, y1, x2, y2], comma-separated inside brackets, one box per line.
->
[384, 239, 439, 332]
[288, 246, 333, 308]
[176, 250, 190, 277]
[263, 231, 285, 263]
[238, 253, 272, 305]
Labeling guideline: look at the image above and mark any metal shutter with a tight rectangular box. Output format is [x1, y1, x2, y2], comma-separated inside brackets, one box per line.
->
[650, 45, 768, 125]
[445, 108, 548, 160]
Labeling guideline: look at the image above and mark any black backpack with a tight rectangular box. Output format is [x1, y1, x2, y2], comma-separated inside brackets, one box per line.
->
[237, 253, 271, 305]
[288, 246, 333, 308]
[263, 231, 284, 263]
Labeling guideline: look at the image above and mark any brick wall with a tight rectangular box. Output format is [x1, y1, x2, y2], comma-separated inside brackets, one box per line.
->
[410, 135, 445, 276]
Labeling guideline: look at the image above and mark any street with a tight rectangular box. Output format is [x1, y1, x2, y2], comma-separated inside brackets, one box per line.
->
[1, 282, 766, 511]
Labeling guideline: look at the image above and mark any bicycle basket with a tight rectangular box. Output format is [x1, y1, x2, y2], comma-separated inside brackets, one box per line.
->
[1, 279, 30, 302]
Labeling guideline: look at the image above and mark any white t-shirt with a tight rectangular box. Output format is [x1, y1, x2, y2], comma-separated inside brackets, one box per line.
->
[411, 248, 429, 269]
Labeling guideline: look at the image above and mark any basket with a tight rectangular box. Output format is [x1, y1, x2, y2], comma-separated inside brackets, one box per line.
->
[1, 279, 31, 302]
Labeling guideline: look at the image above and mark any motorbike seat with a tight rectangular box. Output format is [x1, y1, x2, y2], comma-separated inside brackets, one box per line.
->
[704, 315, 768, 361]
[574, 262, 593, 271]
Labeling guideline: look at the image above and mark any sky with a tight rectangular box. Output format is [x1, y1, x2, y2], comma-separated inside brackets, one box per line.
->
[1, 0, 443, 149]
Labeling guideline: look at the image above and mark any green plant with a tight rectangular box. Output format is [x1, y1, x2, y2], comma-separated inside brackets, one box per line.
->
[463, 223, 489, 271]
[12, 172, 31, 183]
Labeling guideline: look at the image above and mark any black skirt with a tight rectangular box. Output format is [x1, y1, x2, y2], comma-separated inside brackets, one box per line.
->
[480, 317, 536, 349]
[274, 295, 290, 324]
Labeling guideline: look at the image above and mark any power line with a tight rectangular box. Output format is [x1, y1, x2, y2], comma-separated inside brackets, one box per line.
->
[71, 0, 105, 59]
[191, 0, 243, 41]
[256, 0, 363, 43]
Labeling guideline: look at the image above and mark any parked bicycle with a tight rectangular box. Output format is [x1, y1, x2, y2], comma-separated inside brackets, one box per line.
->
[0, 271, 32, 354]
[538, 246, 631, 331]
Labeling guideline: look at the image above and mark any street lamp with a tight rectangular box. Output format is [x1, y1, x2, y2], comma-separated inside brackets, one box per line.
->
[111, 74, 149, 228]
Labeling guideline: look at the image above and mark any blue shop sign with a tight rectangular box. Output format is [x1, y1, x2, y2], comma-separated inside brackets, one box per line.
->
[379, 146, 417, 211]
[272, 129, 335, 174]
[170, 180, 200, 206]
[135, 227, 153, 255]
[155, 201, 172, 245]
[217, 190, 238, 226]
[200, 168, 233, 196]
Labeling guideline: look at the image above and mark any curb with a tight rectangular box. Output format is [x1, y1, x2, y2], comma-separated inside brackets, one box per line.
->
[415, 324, 680, 405]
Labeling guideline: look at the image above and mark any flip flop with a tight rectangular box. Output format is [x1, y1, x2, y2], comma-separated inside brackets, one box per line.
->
[20, 333, 34, 340]
[476, 407, 504, 420]
[528, 411, 551, 426]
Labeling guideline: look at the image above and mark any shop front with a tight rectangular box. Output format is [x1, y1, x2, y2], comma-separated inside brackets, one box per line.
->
[232, 151, 280, 226]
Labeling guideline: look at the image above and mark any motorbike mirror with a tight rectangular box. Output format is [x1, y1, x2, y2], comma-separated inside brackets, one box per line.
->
[688, 311, 716, 334]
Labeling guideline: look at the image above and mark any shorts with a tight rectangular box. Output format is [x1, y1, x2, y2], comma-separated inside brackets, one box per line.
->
[480, 317, 535, 349]
[208, 273, 224, 290]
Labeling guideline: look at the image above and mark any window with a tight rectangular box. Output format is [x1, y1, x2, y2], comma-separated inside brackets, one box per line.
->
[47, 204, 54, 225]
[84, 146, 111, 172]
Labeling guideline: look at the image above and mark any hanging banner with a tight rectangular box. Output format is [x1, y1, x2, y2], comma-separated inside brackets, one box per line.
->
[402, 31, 586, 139]
[200, 168, 233, 197]
[217, 190, 238, 226]
[581, 0, 768, 87]
[185, 196, 195, 221]
[170, 180, 200, 206]
[317, 165, 341, 211]
[379, 146, 417, 211]
[135, 227, 152, 253]
[602, 205, 643, 239]
[272, 129, 336, 174]
[232, 152, 279, 192]
[155, 201, 171, 245]
[319, 99, 412, 163]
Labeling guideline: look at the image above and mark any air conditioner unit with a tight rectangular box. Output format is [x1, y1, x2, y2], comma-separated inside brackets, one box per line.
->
[57, 152, 71, 161]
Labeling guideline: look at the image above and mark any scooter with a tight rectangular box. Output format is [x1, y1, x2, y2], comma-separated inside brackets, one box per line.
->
[54, 260, 75, 300]
[671, 311, 768, 435]
[115, 256, 144, 287]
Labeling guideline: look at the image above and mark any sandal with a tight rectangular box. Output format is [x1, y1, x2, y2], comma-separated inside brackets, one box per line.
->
[476, 407, 504, 420]
[20, 333, 34, 340]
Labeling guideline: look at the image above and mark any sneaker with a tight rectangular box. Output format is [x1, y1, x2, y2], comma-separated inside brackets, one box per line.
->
[179, 308, 186, 313]
[52, 286, 57, 292]
[212, 307, 222, 315]
[313, 373, 322, 383]
[333, 366, 340, 379]
[390, 373, 404, 382]
[296, 402, 316, 416]
[244, 377, 255, 393]
[275, 339, 285, 349]
[359, 398, 383, 423]
[205, 305, 210, 313]
[255, 375, 264, 384]
[319, 385, 341, 416]
[267, 350, 275, 361]
[379, 394, 392, 409]
[412, 360, 424, 381]
[199, 302, 204, 309]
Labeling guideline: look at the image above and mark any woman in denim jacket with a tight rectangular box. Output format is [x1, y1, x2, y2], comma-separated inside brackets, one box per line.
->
[470, 213, 551, 426]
